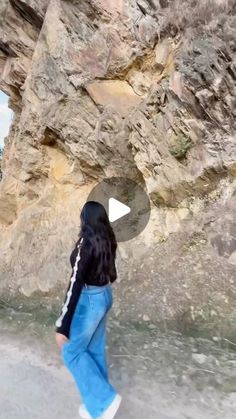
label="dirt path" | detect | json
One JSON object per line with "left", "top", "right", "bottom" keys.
{"left": 0, "top": 303, "right": 236, "bottom": 419}
{"left": 1, "top": 307, "right": 236, "bottom": 418}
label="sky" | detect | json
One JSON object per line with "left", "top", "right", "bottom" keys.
{"left": 0, "top": 90, "right": 13, "bottom": 149}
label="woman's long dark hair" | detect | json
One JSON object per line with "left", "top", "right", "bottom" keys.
{"left": 77, "top": 201, "right": 117, "bottom": 282}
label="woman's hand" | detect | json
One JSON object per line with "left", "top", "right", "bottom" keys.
{"left": 55, "top": 332, "right": 69, "bottom": 350}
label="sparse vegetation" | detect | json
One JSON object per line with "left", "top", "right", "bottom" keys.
{"left": 169, "top": 134, "right": 192, "bottom": 160}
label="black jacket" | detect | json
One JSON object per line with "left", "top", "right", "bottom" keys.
{"left": 55, "top": 236, "right": 117, "bottom": 338}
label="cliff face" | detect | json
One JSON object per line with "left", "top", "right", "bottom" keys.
{"left": 0, "top": 0, "right": 236, "bottom": 337}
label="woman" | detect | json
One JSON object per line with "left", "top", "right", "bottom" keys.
{"left": 55, "top": 201, "right": 122, "bottom": 419}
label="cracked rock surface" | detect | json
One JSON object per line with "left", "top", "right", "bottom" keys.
{"left": 0, "top": 0, "right": 236, "bottom": 338}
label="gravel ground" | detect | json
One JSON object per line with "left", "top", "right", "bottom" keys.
{"left": 1, "top": 303, "right": 236, "bottom": 419}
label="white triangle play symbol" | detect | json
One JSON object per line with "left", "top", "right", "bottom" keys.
{"left": 108, "top": 197, "right": 131, "bottom": 222}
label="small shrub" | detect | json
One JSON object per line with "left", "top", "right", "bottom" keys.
{"left": 169, "top": 134, "right": 192, "bottom": 160}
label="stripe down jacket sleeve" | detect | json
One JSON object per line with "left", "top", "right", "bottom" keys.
{"left": 54, "top": 237, "right": 92, "bottom": 339}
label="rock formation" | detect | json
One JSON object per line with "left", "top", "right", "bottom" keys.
{"left": 0, "top": 0, "right": 236, "bottom": 339}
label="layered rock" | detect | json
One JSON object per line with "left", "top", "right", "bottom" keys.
{"left": 0, "top": 0, "right": 236, "bottom": 338}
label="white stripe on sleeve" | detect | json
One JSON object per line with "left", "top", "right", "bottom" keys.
{"left": 55, "top": 238, "right": 83, "bottom": 328}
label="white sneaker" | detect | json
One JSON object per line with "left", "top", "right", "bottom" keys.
{"left": 99, "top": 394, "right": 122, "bottom": 419}
{"left": 78, "top": 404, "right": 92, "bottom": 419}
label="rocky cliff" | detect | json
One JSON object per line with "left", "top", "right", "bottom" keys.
{"left": 0, "top": 0, "right": 236, "bottom": 339}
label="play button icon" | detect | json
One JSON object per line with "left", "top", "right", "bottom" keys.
{"left": 87, "top": 177, "right": 151, "bottom": 242}
{"left": 108, "top": 198, "right": 131, "bottom": 222}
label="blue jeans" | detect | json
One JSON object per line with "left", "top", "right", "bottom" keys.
{"left": 61, "top": 284, "right": 117, "bottom": 419}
